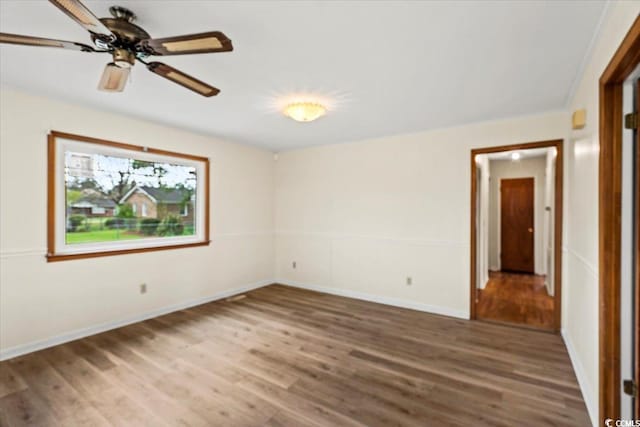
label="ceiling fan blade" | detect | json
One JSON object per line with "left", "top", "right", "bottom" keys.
{"left": 147, "top": 62, "right": 220, "bottom": 97}
{"left": 139, "top": 31, "right": 233, "bottom": 56}
{"left": 0, "top": 32, "right": 96, "bottom": 51}
{"left": 48, "top": 0, "right": 114, "bottom": 40}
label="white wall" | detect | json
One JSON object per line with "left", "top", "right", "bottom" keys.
{"left": 562, "top": 3, "right": 640, "bottom": 426}
{"left": 274, "top": 112, "right": 568, "bottom": 318}
{"left": 488, "top": 155, "right": 548, "bottom": 275}
{"left": 0, "top": 88, "right": 275, "bottom": 358}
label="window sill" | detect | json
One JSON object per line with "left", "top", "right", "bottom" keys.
{"left": 46, "top": 240, "right": 211, "bottom": 262}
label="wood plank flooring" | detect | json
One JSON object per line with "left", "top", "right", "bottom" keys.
{"left": 0, "top": 284, "right": 588, "bottom": 426}
{"left": 476, "top": 271, "right": 554, "bottom": 330}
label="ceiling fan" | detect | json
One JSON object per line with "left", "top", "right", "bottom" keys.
{"left": 0, "top": 0, "right": 233, "bottom": 97}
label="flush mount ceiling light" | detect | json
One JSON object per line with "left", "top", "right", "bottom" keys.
{"left": 511, "top": 152, "right": 521, "bottom": 161}
{"left": 283, "top": 102, "right": 327, "bottom": 122}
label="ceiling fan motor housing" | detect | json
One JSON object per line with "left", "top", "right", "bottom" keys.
{"left": 97, "top": 18, "right": 149, "bottom": 46}
{"left": 92, "top": 7, "right": 150, "bottom": 57}
{"left": 91, "top": 8, "right": 151, "bottom": 71}
{"left": 112, "top": 48, "right": 135, "bottom": 67}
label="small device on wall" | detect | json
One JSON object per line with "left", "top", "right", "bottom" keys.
{"left": 572, "top": 109, "right": 586, "bottom": 130}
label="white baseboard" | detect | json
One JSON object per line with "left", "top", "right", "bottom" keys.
{"left": 278, "top": 279, "right": 469, "bottom": 320}
{"left": 561, "top": 328, "right": 596, "bottom": 427}
{"left": 0, "top": 279, "right": 274, "bottom": 361}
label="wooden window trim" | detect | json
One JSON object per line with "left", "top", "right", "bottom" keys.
{"left": 469, "top": 139, "right": 564, "bottom": 332}
{"left": 47, "top": 130, "right": 210, "bottom": 262}
{"left": 599, "top": 15, "right": 640, "bottom": 424}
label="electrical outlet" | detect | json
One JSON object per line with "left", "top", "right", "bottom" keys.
{"left": 140, "top": 283, "right": 147, "bottom": 294}
{"left": 406, "top": 277, "right": 412, "bottom": 286}
{"left": 292, "top": 261, "right": 297, "bottom": 269}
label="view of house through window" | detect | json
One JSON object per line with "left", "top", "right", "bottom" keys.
{"left": 65, "top": 150, "right": 197, "bottom": 245}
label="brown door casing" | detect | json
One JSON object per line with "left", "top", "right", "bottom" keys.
{"left": 500, "top": 178, "right": 535, "bottom": 273}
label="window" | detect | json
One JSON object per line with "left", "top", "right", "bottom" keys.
{"left": 48, "top": 131, "right": 209, "bottom": 261}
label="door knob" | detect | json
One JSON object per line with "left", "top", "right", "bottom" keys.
{"left": 528, "top": 228, "right": 533, "bottom": 233}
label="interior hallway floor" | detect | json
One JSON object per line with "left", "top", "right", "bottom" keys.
{"left": 0, "top": 285, "right": 587, "bottom": 426}
{"left": 476, "top": 271, "right": 555, "bottom": 330}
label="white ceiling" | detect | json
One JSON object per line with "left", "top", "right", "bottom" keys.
{"left": 0, "top": 1, "right": 606, "bottom": 151}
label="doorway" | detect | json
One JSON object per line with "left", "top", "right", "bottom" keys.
{"left": 470, "top": 140, "right": 563, "bottom": 332}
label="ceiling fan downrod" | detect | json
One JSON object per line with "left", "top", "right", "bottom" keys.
{"left": 109, "top": 6, "right": 136, "bottom": 23}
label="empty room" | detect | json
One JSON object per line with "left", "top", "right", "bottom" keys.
{"left": 0, "top": 1, "right": 638, "bottom": 426}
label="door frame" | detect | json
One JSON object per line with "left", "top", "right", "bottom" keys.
{"left": 500, "top": 177, "right": 535, "bottom": 274}
{"left": 636, "top": 78, "right": 640, "bottom": 422}
{"left": 599, "top": 15, "right": 640, "bottom": 424}
{"left": 469, "top": 139, "right": 563, "bottom": 332}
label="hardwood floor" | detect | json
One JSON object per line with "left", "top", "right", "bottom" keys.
{"left": 0, "top": 285, "right": 588, "bottom": 426}
{"left": 476, "top": 271, "right": 555, "bottom": 330}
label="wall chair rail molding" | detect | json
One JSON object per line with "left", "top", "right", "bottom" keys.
{"left": 274, "top": 230, "right": 468, "bottom": 248}
{"left": 0, "top": 248, "right": 48, "bottom": 259}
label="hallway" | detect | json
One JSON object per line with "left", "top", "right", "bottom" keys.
{"left": 476, "top": 272, "right": 554, "bottom": 330}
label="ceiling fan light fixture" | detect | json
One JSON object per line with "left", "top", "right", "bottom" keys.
{"left": 98, "top": 63, "right": 129, "bottom": 92}
{"left": 283, "top": 102, "right": 327, "bottom": 122}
